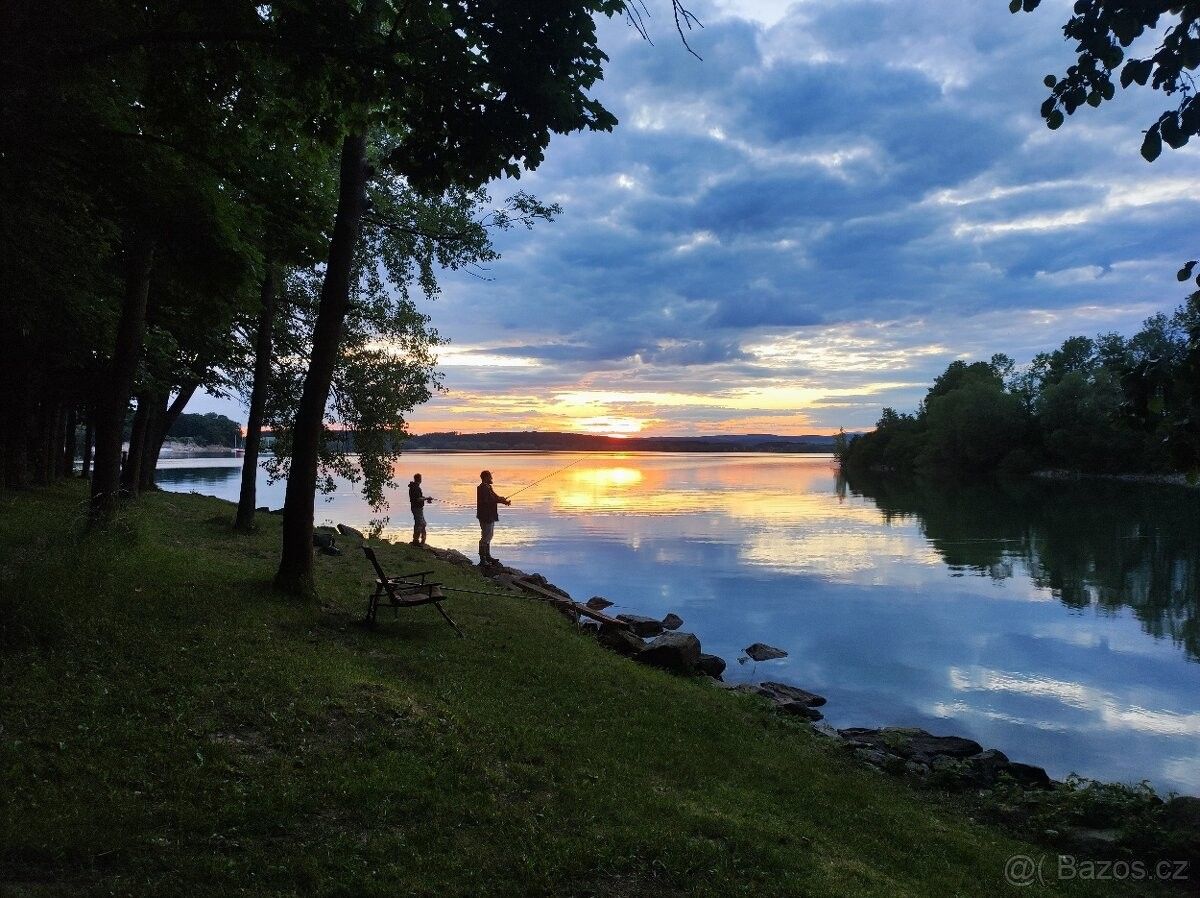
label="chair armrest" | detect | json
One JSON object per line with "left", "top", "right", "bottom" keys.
{"left": 392, "top": 569, "right": 434, "bottom": 583}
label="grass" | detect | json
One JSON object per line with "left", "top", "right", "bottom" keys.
{"left": 0, "top": 483, "right": 1172, "bottom": 896}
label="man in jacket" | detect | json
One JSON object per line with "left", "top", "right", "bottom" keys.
{"left": 476, "top": 470, "right": 511, "bottom": 564}
{"left": 408, "top": 473, "right": 434, "bottom": 545}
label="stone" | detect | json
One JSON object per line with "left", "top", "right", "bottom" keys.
{"left": 1163, "top": 795, "right": 1200, "bottom": 830}
{"left": 904, "top": 760, "right": 930, "bottom": 778}
{"left": 444, "top": 550, "right": 473, "bottom": 567}
{"left": 312, "top": 531, "right": 336, "bottom": 549}
{"left": 743, "top": 642, "right": 788, "bottom": 662}
{"left": 808, "top": 720, "right": 841, "bottom": 740}
{"left": 838, "top": 727, "right": 982, "bottom": 763}
{"left": 586, "top": 596, "right": 614, "bottom": 611}
{"left": 756, "top": 682, "right": 827, "bottom": 707}
{"left": 661, "top": 612, "right": 684, "bottom": 631}
{"left": 965, "top": 749, "right": 1011, "bottom": 786}
{"left": 597, "top": 625, "right": 645, "bottom": 658}
{"left": 854, "top": 748, "right": 891, "bottom": 769}
{"left": 337, "top": 523, "right": 367, "bottom": 542}
{"left": 636, "top": 632, "right": 702, "bottom": 673}
{"left": 578, "top": 621, "right": 600, "bottom": 635}
{"left": 695, "top": 653, "right": 727, "bottom": 679}
{"left": 775, "top": 700, "right": 823, "bottom": 721}
{"left": 1006, "top": 761, "right": 1052, "bottom": 790}
{"left": 615, "top": 614, "right": 665, "bottom": 638}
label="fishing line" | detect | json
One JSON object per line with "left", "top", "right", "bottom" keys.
{"left": 506, "top": 458, "right": 585, "bottom": 498}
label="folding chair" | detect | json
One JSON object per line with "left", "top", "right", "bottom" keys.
{"left": 361, "top": 546, "right": 463, "bottom": 637}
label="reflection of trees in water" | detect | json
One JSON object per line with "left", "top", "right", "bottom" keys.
{"left": 155, "top": 468, "right": 240, "bottom": 486}
{"left": 845, "top": 471, "right": 1200, "bottom": 661}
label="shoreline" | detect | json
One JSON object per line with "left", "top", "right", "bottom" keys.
{"left": 1032, "top": 469, "right": 1199, "bottom": 489}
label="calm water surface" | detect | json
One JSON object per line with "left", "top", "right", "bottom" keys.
{"left": 158, "top": 452, "right": 1200, "bottom": 794}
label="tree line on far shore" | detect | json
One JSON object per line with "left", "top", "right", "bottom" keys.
{"left": 840, "top": 301, "right": 1200, "bottom": 479}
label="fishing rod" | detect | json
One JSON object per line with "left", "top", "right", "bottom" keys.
{"left": 417, "top": 457, "right": 586, "bottom": 510}
{"left": 506, "top": 458, "right": 585, "bottom": 499}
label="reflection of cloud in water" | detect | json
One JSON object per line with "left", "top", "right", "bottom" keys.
{"left": 949, "top": 667, "right": 1200, "bottom": 737}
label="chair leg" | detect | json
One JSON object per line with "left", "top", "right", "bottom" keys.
{"left": 434, "top": 602, "right": 464, "bottom": 638}
{"left": 365, "top": 587, "right": 380, "bottom": 627}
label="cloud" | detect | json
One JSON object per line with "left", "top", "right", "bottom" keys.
{"left": 180, "top": 0, "right": 1200, "bottom": 435}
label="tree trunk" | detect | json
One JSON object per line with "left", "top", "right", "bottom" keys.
{"left": 62, "top": 406, "right": 77, "bottom": 478}
{"left": 90, "top": 232, "right": 155, "bottom": 522}
{"left": 139, "top": 380, "right": 198, "bottom": 492}
{"left": 235, "top": 263, "right": 277, "bottom": 531}
{"left": 274, "top": 133, "right": 368, "bottom": 596}
{"left": 120, "top": 391, "right": 152, "bottom": 499}
{"left": 2, "top": 327, "right": 37, "bottom": 490}
{"left": 49, "top": 403, "right": 66, "bottom": 482}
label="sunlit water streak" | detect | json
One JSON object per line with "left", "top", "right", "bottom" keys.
{"left": 157, "top": 452, "right": 1200, "bottom": 794}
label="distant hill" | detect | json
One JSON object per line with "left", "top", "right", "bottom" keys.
{"left": 402, "top": 431, "right": 850, "bottom": 453}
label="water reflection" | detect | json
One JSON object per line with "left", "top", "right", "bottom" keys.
{"left": 845, "top": 471, "right": 1200, "bottom": 662}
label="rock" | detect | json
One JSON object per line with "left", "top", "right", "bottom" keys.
{"left": 661, "top": 612, "right": 684, "bottom": 631}
{"left": 808, "top": 720, "right": 841, "bottom": 740}
{"left": 616, "top": 614, "right": 665, "bottom": 638}
{"left": 319, "top": 545, "right": 342, "bottom": 557}
{"left": 1065, "top": 827, "right": 1123, "bottom": 854}
{"left": 337, "top": 523, "right": 367, "bottom": 542}
{"left": 597, "top": 625, "right": 645, "bottom": 658}
{"left": 586, "top": 596, "right": 614, "bottom": 611}
{"left": 904, "top": 760, "right": 931, "bottom": 779}
{"left": 838, "top": 727, "right": 982, "bottom": 763}
{"left": 1163, "top": 795, "right": 1200, "bottom": 830}
{"left": 775, "top": 700, "right": 823, "bottom": 721}
{"left": 756, "top": 682, "right": 827, "bottom": 707}
{"left": 743, "top": 642, "right": 788, "bottom": 662}
{"left": 964, "top": 748, "right": 1011, "bottom": 786}
{"left": 636, "top": 632, "right": 702, "bottom": 674}
{"left": 578, "top": 621, "right": 600, "bottom": 635}
{"left": 1006, "top": 761, "right": 1052, "bottom": 790}
{"left": 854, "top": 748, "right": 892, "bottom": 769}
{"left": 444, "top": 550, "right": 473, "bottom": 567}
{"left": 695, "top": 653, "right": 727, "bottom": 679}
{"left": 312, "top": 531, "right": 336, "bottom": 549}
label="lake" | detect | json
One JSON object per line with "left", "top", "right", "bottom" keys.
{"left": 157, "top": 452, "right": 1200, "bottom": 794}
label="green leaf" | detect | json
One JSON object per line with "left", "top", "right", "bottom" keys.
{"left": 1009, "top": 0, "right": 1022, "bottom": 12}
{"left": 1141, "top": 127, "right": 1162, "bottom": 162}
{"left": 1046, "top": 109, "right": 1065, "bottom": 130}
{"left": 1044, "top": 74, "right": 1057, "bottom": 88}
{"left": 1176, "top": 261, "right": 1197, "bottom": 282}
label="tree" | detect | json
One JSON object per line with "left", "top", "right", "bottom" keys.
{"left": 269, "top": 1, "right": 644, "bottom": 597}
{"left": 1012, "top": 2, "right": 1200, "bottom": 162}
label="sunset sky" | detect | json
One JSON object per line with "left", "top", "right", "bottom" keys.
{"left": 192, "top": 0, "right": 1200, "bottom": 436}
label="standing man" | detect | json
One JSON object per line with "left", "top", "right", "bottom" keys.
{"left": 476, "top": 469, "right": 511, "bottom": 565}
{"left": 408, "top": 473, "right": 434, "bottom": 545}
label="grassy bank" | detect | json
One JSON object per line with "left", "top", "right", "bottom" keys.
{"left": 0, "top": 484, "right": 1164, "bottom": 896}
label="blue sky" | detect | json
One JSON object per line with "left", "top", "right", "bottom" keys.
{"left": 191, "top": 0, "right": 1200, "bottom": 435}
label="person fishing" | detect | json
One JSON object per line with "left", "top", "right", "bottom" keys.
{"left": 476, "top": 469, "right": 511, "bottom": 565}
{"left": 407, "top": 473, "right": 434, "bottom": 546}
